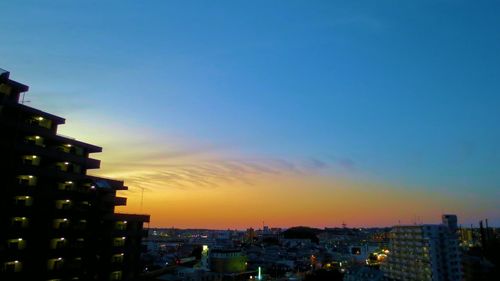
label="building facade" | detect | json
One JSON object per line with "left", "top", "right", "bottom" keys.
{"left": 381, "top": 215, "right": 462, "bottom": 281}
{"left": 0, "top": 69, "right": 150, "bottom": 281}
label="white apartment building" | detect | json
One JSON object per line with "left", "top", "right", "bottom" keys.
{"left": 381, "top": 215, "right": 462, "bottom": 281}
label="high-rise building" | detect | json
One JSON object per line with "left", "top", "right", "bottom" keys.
{"left": 0, "top": 69, "right": 150, "bottom": 281}
{"left": 381, "top": 214, "right": 462, "bottom": 281}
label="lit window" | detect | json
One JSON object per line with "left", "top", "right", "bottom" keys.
{"left": 7, "top": 238, "right": 26, "bottom": 250}
{"left": 32, "top": 116, "right": 52, "bottom": 129}
{"left": 11, "top": 217, "right": 29, "bottom": 228}
{"left": 47, "top": 258, "right": 64, "bottom": 271}
{"left": 3, "top": 260, "right": 22, "bottom": 272}
{"left": 25, "top": 135, "right": 44, "bottom": 146}
{"left": 14, "top": 196, "right": 33, "bottom": 207}
{"left": 59, "top": 144, "right": 72, "bottom": 153}
{"left": 111, "top": 253, "right": 124, "bottom": 263}
{"left": 21, "top": 155, "right": 40, "bottom": 166}
{"left": 58, "top": 181, "right": 74, "bottom": 190}
{"left": 113, "top": 237, "right": 126, "bottom": 247}
{"left": 55, "top": 162, "right": 70, "bottom": 172}
{"left": 50, "top": 238, "right": 66, "bottom": 249}
{"left": 55, "top": 200, "right": 72, "bottom": 210}
{"left": 115, "top": 221, "right": 128, "bottom": 230}
{"left": 17, "top": 175, "right": 37, "bottom": 186}
{"left": 53, "top": 218, "right": 69, "bottom": 229}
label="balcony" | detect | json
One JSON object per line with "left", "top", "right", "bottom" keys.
{"left": 114, "top": 197, "right": 127, "bottom": 206}
{"left": 15, "top": 142, "right": 101, "bottom": 169}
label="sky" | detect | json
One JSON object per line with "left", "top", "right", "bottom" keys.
{"left": 1, "top": 1, "right": 499, "bottom": 229}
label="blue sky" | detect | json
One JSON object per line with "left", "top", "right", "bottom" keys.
{"left": 1, "top": 1, "right": 499, "bottom": 226}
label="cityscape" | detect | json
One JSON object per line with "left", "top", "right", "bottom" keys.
{"left": 1, "top": 1, "right": 500, "bottom": 281}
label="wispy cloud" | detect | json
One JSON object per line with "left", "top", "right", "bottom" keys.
{"left": 90, "top": 139, "right": 331, "bottom": 193}
{"left": 337, "top": 158, "right": 356, "bottom": 170}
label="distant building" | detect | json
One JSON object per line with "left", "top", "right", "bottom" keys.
{"left": 209, "top": 249, "right": 247, "bottom": 274}
{"left": 0, "top": 69, "right": 150, "bottom": 280}
{"left": 245, "top": 228, "right": 256, "bottom": 243}
{"left": 381, "top": 214, "right": 462, "bottom": 281}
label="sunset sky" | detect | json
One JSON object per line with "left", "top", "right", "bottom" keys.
{"left": 1, "top": 1, "right": 499, "bottom": 228}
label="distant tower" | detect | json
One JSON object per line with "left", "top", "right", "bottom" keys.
{"left": 442, "top": 214, "right": 458, "bottom": 232}
{"left": 479, "top": 220, "right": 486, "bottom": 247}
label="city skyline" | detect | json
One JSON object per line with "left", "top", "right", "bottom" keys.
{"left": 1, "top": 1, "right": 499, "bottom": 229}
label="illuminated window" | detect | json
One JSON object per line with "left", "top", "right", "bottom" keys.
{"left": 115, "top": 221, "right": 127, "bottom": 230}
{"left": 58, "top": 181, "right": 74, "bottom": 191}
{"left": 113, "top": 237, "right": 126, "bottom": 247}
{"left": 22, "top": 155, "right": 40, "bottom": 166}
{"left": 55, "top": 162, "right": 70, "bottom": 172}
{"left": 53, "top": 218, "right": 69, "bottom": 229}
{"left": 17, "top": 175, "right": 37, "bottom": 186}
{"left": 55, "top": 199, "right": 72, "bottom": 210}
{"left": 7, "top": 238, "right": 26, "bottom": 250}
{"left": 25, "top": 135, "right": 44, "bottom": 146}
{"left": 47, "top": 258, "right": 64, "bottom": 271}
{"left": 111, "top": 253, "right": 124, "bottom": 264}
{"left": 50, "top": 238, "right": 66, "bottom": 249}
{"left": 110, "top": 271, "right": 122, "bottom": 280}
{"left": 11, "top": 217, "right": 29, "bottom": 228}
{"left": 59, "top": 143, "right": 72, "bottom": 153}
{"left": 14, "top": 196, "right": 33, "bottom": 207}
{"left": 31, "top": 116, "right": 52, "bottom": 129}
{"left": 55, "top": 162, "right": 81, "bottom": 173}
{"left": 3, "top": 260, "right": 22, "bottom": 272}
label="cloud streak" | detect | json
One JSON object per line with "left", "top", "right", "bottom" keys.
{"left": 90, "top": 140, "right": 331, "bottom": 193}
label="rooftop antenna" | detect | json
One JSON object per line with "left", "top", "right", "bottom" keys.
{"left": 342, "top": 221, "right": 347, "bottom": 228}
{"left": 138, "top": 185, "right": 145, "bottom": 213}
{"left": 20, "top": 92, "right": 30, "bottom": 104}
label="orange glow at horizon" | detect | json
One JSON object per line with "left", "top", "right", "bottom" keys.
{"left": 58, "top": 115, "right": 496, "bottom": 229}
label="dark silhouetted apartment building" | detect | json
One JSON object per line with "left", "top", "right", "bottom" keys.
{"left": 0, "top": 69, "right": 150, "bottom": 281}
